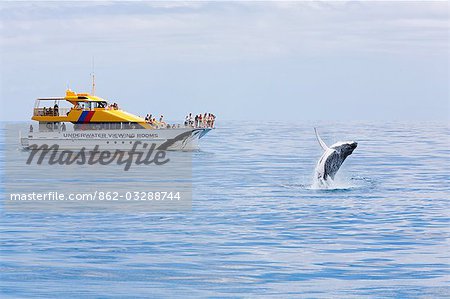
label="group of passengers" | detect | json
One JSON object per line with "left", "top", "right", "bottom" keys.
{"left": 185, "top": 113, "right": 216, "bottom": 128}
{"left": 144, "top": 114, "right": 170, "bottom": 128}
{"left": 29, "top": 122, "right": 66, "bottom": 133}
{"left": 41, "top": 104, "right": 59, "bottom": 116}
{"left": 144, "top": 112, "right": 216, "bottom": 129}
{"left": 107, "top": 103, "right": 119, "bottom": 110}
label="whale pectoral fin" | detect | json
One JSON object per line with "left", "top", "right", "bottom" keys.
{"left": 314, "top": 128, "right": 329, "bottom": 151}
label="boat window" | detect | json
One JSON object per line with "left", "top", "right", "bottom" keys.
{"left": 85, "top": 101, "right": 107, "bottom": 109}
{"left": 77, "top": 102, "right": 94, "bottom": 110}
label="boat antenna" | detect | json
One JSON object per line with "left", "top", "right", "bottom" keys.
{"left": 91, "top": 56, "right": 95, "bottom": 95}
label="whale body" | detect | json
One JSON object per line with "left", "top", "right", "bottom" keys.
{"left": 314, "top": 128, "right": 357, "bottom": 184}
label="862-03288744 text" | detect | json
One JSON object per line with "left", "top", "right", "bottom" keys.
{"left": 9, "top": 191, "right": 182, "bottom": 201}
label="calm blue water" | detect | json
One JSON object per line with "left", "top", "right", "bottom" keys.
{"left": 1, "top": 121, "right": 449, "bottom": 298}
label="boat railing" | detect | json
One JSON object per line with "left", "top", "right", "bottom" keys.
{"left": 33, "top": 107, "right": 71, "bottom": 117}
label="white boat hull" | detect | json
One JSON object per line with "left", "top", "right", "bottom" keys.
{"left": 21, "top": 128, "right": 212, "bottom": 151}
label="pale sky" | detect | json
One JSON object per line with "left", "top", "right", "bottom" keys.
{"left": 0, "top": 1, "right": 448, "bottom": 122}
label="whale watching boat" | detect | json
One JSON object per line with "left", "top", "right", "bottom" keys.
{"left": 20, "top": 89, "right": 213, "bottom": 150}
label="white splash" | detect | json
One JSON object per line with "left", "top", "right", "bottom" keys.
{"left": 310, "top": 175, "right": 359, "bottom": 190}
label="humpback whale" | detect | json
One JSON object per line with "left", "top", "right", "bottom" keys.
{"left": 314, "top": 128, "right": 357, "bottom": 184}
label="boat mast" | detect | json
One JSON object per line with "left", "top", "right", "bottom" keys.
{"left": 91, "top": 57, "right": 95, "bottom": 95}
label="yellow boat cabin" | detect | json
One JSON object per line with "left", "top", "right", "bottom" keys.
{"left": 32, "top": 89, "right": 152, "bottom": 130}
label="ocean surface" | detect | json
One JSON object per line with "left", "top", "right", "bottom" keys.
{"left": 1, "top": 121, "right": 449, "bottom": 298}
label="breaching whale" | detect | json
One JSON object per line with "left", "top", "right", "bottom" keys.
{"left": 314, "top": 128, "right": 357, "bottom": 184}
